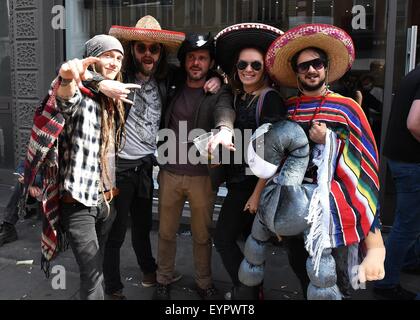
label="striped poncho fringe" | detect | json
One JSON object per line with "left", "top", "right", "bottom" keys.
{"left": 287, "top": 93, "right": 380, "bottom": 248}
{"left": 19, "top": 79, "right": 66, "bottom": 277}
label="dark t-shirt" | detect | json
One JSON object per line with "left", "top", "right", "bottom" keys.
{"left": 165, "top": 85, "right": 208, "bottom": 176}
{"left": 383, "top": 67, "right": 420, "bottom": 163}
{"left": 226, "top": 90, "right": 287, "bottom": 186}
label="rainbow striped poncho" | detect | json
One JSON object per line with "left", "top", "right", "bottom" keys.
{"left": 287, "top": 92, "right": 380, "bottom": 248}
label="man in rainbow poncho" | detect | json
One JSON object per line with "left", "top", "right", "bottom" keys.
{"left": 239, "top": 24, "right": 385, "bottom": 300}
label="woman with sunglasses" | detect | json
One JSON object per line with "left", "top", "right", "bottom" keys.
{"left": 213, "top": 23, "right": 285, "bottom": 299}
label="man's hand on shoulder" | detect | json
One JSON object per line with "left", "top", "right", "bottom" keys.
{"left": 204, "top": 77, "right": 221, "bottom": 94}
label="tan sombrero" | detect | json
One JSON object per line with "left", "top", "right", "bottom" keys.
{"left": 109, "top": 15, "right": 185, "bottom": 52}
{"left": 266, "top": 24, "right": 355, "bottom": 88}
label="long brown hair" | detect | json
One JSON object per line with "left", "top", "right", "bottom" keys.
{"left": 97, "top": 71, "right": 126, "bottom": 197}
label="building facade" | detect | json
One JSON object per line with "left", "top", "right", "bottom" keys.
{"left": 2, "top": 0, "right": 420, "bottom": 224}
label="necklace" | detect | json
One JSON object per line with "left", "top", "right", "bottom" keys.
{"left": 292, "top": 91, "right": 330, "bottom": 123}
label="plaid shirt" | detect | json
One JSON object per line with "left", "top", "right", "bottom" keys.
{"left": 56, "top": 86, "right": 102, "bottom": 207}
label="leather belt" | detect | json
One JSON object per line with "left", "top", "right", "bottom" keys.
{"left": 61, "top": 188, "right": 120, "bottom": 204}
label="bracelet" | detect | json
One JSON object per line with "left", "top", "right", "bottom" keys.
{"left": 58, "top": 76, "right": 73, "bottom": 86}
{"left": 220, "top": 126, "right": 233, "bottom": 133}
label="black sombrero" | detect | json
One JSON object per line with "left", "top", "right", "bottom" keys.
{"left": 214, "top": 23, "right": 284, "bottom": 75}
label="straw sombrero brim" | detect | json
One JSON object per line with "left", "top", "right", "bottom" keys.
{"left": 266, "top": 24, "right": 355, "bottom": 88}
{"left": 215, "top": 23, "right": 284, "bottom": 75}
{"left": 109, "top": 25, "right": 185, "bottom": 52}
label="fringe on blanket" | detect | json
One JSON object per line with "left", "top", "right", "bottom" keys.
{"left": 305, "top": 130, "right": 338, "bottom": 276}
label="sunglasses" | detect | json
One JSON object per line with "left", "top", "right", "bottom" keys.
{"left": 135, "top": 43, "right": 161, "bottom": 55}
{"left": 236, "top": 60, "right": 263, "bottom": 71}
{"left": 296, "top": 58, "right": 326, "bottom": 74}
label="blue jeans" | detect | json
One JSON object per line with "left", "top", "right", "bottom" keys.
{"left": 403, "top": 236, "right": 420, "bottom": 269}
{"left": 375, "top": 160, "right": 420, "bottom": 288}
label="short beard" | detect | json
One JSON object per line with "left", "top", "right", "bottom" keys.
{"left": 137, "top": 62, "right": 157, "bottom": 77}
{"left": 298, "top": 77, "right": 326, "bottom": 92}
{"left": 187, "top": 70, "right": 206, "bottom": 82}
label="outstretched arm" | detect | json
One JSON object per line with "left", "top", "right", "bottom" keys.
{"left": 57, "top": 57, "right": 101, "bottom": 100}
{"left": 98, "top": 80, "right": 141, "bottom": 105}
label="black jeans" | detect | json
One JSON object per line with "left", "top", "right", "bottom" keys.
{"left": 3, "top": 181, "right": 23, "bottom": 225}
{"left": 61, "top": 199, "right": 116, "bottom": 300}
{"left": 214, "top": 180, "right": 256, "bottom": 286}
{"left": 103, "top": 162, "right": 157, "bottom": 294}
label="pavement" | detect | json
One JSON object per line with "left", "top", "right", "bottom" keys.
{"left": 0, "top": 168, "right": 419, "bottom": 301}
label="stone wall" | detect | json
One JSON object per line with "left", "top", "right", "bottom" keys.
{"left": 9, "top": 0, "right": 64, "bottom": 165}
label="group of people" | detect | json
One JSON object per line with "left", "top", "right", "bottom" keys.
{"left": 0, "top": 15, "right": 419, "bottom": 300}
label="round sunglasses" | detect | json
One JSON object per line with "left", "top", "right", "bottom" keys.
{"left": 135, "top": 43, "right": 161, "bottom": 55}
{"left": 236, "top": 60, "right": 263, "bottom": 71}
{"left": 296, "top": 58, "right": 326, "bottom": 74}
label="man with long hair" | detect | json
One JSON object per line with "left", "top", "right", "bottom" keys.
{"left": 54, "top": 34, "right": 138, "bottom": 299}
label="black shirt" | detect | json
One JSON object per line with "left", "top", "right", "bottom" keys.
{"left": 383, "top": 67, "right": 420, "bottom": 163}
{"left": 226, "top": 90, "right": 287, "bottom": 186}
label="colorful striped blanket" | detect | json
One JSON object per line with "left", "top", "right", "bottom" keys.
{"left": 287, "top": 92, "right": 380, "bottom": 248}
{"left": 19, "top": 79, "right": 66, "bottom": 277}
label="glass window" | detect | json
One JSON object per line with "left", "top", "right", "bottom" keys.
{"left": 65, "top": 0, "right": 388, "bottom": 146}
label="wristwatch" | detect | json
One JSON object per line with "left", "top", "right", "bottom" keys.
{"left": 57, "top": 75, "right": 73, "bottom": 86}
{"left": 83, "top": 72, "right": 106, "bottom": 93}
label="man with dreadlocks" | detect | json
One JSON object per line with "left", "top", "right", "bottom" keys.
{"left": 49, "top": 34, "right": 139, "bottom": 300}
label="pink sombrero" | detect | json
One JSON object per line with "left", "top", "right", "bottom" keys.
{"left": 215, "top": 23, "right": 284, "bottom": 75}
{"left": 109, "top": 15, "right": 185, "bottom": 52}
{"left": 266, "top": 24, "right": 355, "bottom": 88}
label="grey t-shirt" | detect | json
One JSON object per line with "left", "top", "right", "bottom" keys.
{"left": 119, "top": 78, "right": 162, "bottom": 160}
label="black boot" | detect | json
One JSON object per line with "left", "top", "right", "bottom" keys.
{"left": 0, "top": 223, "right": 18, "bottom": 247}
{"left": 231, "top": 284, "right": 260, "bottom": 300}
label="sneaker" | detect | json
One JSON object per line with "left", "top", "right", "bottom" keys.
{"left": 0, "top": 223, "right": 18, "bottom": 247}
{"left": 141, "top": 272, "right": 157, "bottom": 288}
{"left": 153, "top": 283, "right": 170, "bottom": 300}
{"left": 196, "top": 285, "right": 220, "bottom": 300}
{"left": 374, "top": 285, "right": 417, "bottom": 300}
{"left": 105, "top": 289, "right": 127, "bottom": 300}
